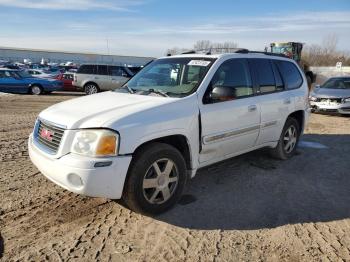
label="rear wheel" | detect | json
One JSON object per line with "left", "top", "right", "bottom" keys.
{"left": 270, "top": 117, "right": 300, "bottom": 160}
{"left": 84, "top": 83, "right": 99, "bottom": 95}
{"left": 123, "top": 143, "right": 187, "bottom": 215}
{"left": 30, "top": 85, "right": 42, "bottom": 95}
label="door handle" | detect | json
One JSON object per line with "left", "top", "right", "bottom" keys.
{"left": 248, "top": 105, "right": 257, "bottom": 112}
{"left": 94, "top": 77, "right": 99, "bottom": 80}
{"left": 283, "top": 98, "right": 291, "bottom": 104}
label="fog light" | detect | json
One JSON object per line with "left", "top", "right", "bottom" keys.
{"left": 67, "top": 173, "right": 83, "bottom": 188}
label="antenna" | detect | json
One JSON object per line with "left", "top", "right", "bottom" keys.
{"left": 106, "top": 38, "right": 110, "bottom": 56}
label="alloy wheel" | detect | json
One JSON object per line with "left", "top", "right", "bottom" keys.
{"left": 31, "top": 86, "right": 41, "bottom": 95}
{"left": 86, "top": 85, "right": 98, "bottom": 95}
{"left": 142, "top": 158, "right": 179, "bottom": 204}
{"left": 283, "top": 125, "right": 297, "bottom": 153}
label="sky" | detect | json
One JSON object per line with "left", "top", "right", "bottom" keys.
{"left": 0, "top": 0, "right": 349, "bottom": 57}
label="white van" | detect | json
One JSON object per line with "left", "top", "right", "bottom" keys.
{"left": 29, "top": 50, "right": 309, "bottom": 214}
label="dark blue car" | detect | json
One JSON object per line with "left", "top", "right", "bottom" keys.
{"left": 0, "top": 69, "right": 63, "bottom": 95}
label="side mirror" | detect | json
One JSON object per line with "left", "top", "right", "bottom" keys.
{"left": 315, "top": 84, "right": 321, "bottom": 89}
{"left": 122, "top": 72, "right": 129, "bottom": 77}
{"left": 209, "top": 85, "right": 236, "bottom": 102}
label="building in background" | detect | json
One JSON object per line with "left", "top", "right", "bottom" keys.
{"left": 0, "top": 46, "right": 154, "bottom": 66}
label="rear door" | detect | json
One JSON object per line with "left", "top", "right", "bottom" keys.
{"left": 95, "top": 65, "right": 111, "bottom": 91}
{"left": 249, "top": 59, "right": 294, "bottom": 145}
{"left": 198, "top": 58, "right": 261, "bottom": 163}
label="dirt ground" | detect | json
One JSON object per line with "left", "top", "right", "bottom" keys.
{"left": 0, "top": 93, "right": 350, "bottom": 262}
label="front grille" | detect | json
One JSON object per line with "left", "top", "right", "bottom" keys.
{"left": 35, "top": 120, "right": 65, "bottom": 153}
{"left": 315, "top": 98, "right": 342, "bottom": 103}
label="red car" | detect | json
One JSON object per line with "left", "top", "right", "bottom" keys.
{"left": 55, "top": 73, "right": 77, "bottom": 91}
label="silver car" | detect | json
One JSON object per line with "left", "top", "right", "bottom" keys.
{"left": 73, "top": 64, "right": 134, "bottom": 95}
{"left": 310, "top": 77, "right": 350, "bottom": 114}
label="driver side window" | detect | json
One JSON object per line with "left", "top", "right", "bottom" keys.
{"left": 209, "top": 59, "right": 253, "bottom": 103}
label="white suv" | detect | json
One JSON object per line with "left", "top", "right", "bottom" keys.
{"left": 29, "top": 51, "right": 309, "bottom": 214}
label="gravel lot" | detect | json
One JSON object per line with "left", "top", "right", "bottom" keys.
{"left": 1, "top": 93, "right": 350, "bottom": 261}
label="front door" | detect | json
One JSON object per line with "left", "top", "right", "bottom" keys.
{"left": 0, "top": 71, "right": 27, "bottom": 93}
{"left": 198, "top": 58, "right": 261, "bottom": 163}
{"left": 109, "top": 66, "right": 130, "bottom": 88}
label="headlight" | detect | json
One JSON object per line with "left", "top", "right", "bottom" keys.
{"left": 71, "top": 129, "right": 119, "bottom": 157}
{"left": 342, "top": 97, "right": 350, "bottom": 103}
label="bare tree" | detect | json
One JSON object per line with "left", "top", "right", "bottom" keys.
{"left": 302, "top": 34, "right": 350, "bottom": 66}
{"left": 193, "top": 40, "right": 212, "bottom": 51}
{"left": 165, "top": 40, "right": 239, "bottom": 56}
{"left": 165, "top": 47, "right": 188, "bottom": 56}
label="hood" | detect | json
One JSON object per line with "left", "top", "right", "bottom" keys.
{"left": 311, "top": 88, "right": 350, "bottom": 99}
{"left": 39, "top": 91, "right": 176, "bottom": 129}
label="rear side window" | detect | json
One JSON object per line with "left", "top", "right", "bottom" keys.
{"left": 211, "top": 58, "right": 253, "bottom": 99}
{"left": 77, "top": 65, "right": 96, "bottom": 74}
{"left": 271, "top": 61, "right": 284, "bottom": 91}
{"left": 97, "top": 65, "right": 108, "bottom": 75}
{"left": 250, "top": 59, "right": 276, "bottom": 94}
{"left": 276, "top": 61, "right": 303, "bottom": 89}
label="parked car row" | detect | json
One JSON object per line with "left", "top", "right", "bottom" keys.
{"left": 0, "top": 58, "right": 146, "bottom": 95}
{"left": 0, "top": 68, "right": 63, "bottom": 95}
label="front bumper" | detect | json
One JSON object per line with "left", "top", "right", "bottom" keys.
{"left": 28, "top": 134, "right": 132, "bottom": 199}
{"left": 310, "top": 101, "right": 350, "bottom": 114}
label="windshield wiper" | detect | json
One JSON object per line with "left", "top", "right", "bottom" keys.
{"left": 124, "top": 85, "right": 135, "bottom": 94}
{"left": 146, "top": 88, "right": 169, "bottom": 97}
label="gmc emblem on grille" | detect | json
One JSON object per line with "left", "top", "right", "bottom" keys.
{"left": 40, "top": 128, "right": 54, "bottom": 141}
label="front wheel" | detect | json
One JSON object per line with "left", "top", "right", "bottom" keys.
{"left": 30, "top": 85, "right": 42, "bottom": 95}
{"left": 123, "top": 143, "right": 187, "bottom": 215}
{"left": 270, "top": 117, "right": 300, "bottom": 160}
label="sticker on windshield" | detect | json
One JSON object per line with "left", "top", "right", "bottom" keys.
{"left": 188, "top": 60, "right": 211, "bottom": 67}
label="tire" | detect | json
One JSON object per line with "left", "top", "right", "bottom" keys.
{"left": 84, "top": 83, "right": 99, "bottom": 95}
{"left": 30, "top": 85, "right": 42, "bottom": 95}
{"left": 123, "top": 142, "right": 187, "bottom": 215}
{"left": 270, "top": 117, "right": 300, "bottom": 160}
{"left": 306, "top": 75, "right": 312, "bottom": 90}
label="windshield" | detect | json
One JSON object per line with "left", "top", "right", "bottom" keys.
{"left": 118, "top": 57, "right": 215, "bottom": 97}
{"left": 271, "top": 45, "right": 295, "bottom": 59}
{"left": 321, "top": 78, "right": 350, "bottom": 89}
{"left": 16, "top": 70, "right": 32, "bottom": 78}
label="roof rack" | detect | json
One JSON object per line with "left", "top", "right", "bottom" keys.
{"left": 247, "top": 51, "right": 288, "bottom": 58}
{"left": 169, "top": 48, "right": 289, "bottom": 58}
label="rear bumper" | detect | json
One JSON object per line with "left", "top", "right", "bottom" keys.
{"left": 28, "top": 134, "right": 132, "bottom": 199}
